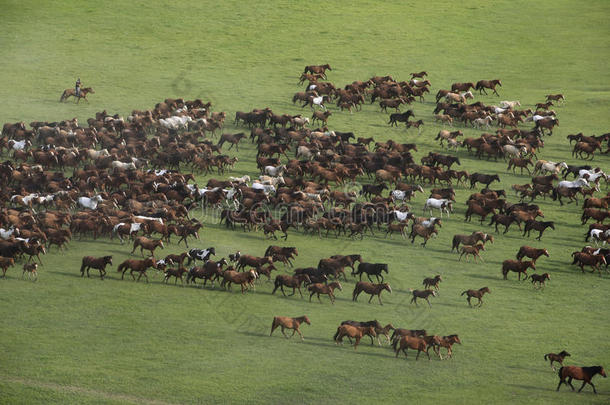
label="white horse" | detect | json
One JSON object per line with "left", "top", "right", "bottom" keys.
{"left": 558, "top": 178, "right": 590, "bottom": 189}
{"left": 423, "top": 198, "right": 453, "bottom": 218}
{"left": 229, "top": 175, "right": 251, "bottom": 184}
{"left": 393, "top": 210, "right": 412, "bottom": 222}
{"left": 159, "top": 115, "right": 192, "bottom": 130}
{"left": 9, "top": 140, "right": 30, "bottom": 150}
{"left": 77, "top": 195, "right": 104, "bottom": 210}
{"left": 461, "top": 91, "right": 474, "bottom": 100}
{"left": 526, "top": 114, "right": 548, "bottom": 122}
{"left": 473, "top": 116, "right": 494, "bottom": 129}
{"left": 264, "top": 165, "right": 286, "bottom": 177}
{"left": 420, "top": 217, "right": 439, "bottom": 228}
{"left": 579, "top": 169, "right": 607, "bottom": 182}
{"left": 296, "top": 145, "right": 318, "bottom": 160}
{"left": 251, "top": 182, "right": 276, "bottom": 194}
{"left": 292, "top": 116, "right": 310, "bottom": 128}
{"left": 503, "top": 144, "right": 527, "bottom": 158}
{"left": 87, "top": 148, "right": 109, "bottom": 159}
{"left": 256, "top": 175, "right": 285, "bottom": 186}
{"left": 111, "top": 161, "right": 137, "bottom": 172}
{"left": 134, "top": 216, "right": 164, "bottom": 224}
{"left": 391, "top": 190, "right": 408, "bottom": 202}
{"left": 493, "top": 106, "right": 509, "bottom": 115}
{"left": 500, "top": 100, "right": 521, "bottom": 109}
{"left": 0, "top": 227, "right": 19, "bottom": 239}
{"left": 535, "top": 160, "right": 568, "bottom": 175}
{"left": 310, "top": 95, "right": 328, "bottom": 111}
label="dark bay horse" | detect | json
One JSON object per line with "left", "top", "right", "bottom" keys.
{"left": 461, "top": 287, "right": 490, "bottom": 306}
{"left": 80, "top": 255, "right": 112, "bottom": 279}
{"left": 557, "top": 366, "right": 606, "bottom": 394}
{"left": 59, "top": 87, "right": 94, "bottom": 103}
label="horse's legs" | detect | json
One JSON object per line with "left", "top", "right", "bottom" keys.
{"left": 368, "top": 294, "right": 374, "bottom": 303}
{"left": 556, "top": 378, "right": 564, "bottom": 391}
{"left": 280, "top": 326, "right": 289, "bottom": 338}
{"left": 467, "top": 297, "right": 472, "bottom": 307}
{"left": 426, "top": 298, "right": 432, "bottom": 308}
{"left": 378, "top": 294, "right": 383, "bottom": 305}
{"left": 578, "top": 381, "right": 588, "bottom": 393}
{"left": 296, "top": 328, "right": 304, "bottom": 341}
{"left": 567, "top": 377, "right": 575, "bottom": 391}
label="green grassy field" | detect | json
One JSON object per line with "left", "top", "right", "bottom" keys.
{"left": 1, "top": 1, "right": 610, "bottom": 404}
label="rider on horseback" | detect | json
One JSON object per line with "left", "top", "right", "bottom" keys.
{"left": 75, "top": 78, "right": 81, "bottom": 98}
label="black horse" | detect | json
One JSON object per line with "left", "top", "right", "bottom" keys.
{"left": 352, "top": 262, "right": 388, "bottom": 282}
{"left": 187, "top": 247, "right": 216, "bottom": 265}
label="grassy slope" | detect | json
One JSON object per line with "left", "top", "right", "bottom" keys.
{"left": 1, "top": 0, "right": 610, "bottom": 404}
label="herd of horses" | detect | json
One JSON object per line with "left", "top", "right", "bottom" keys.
{"left": 0, "top": 63, "right": 607, "bottom": 393}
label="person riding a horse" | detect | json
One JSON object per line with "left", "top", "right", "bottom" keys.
{"left": 75, "top": 78, "right": 81, "bottom": 98}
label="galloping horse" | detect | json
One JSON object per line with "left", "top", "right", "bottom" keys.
{"left": 545, "top": 351, "right": 570, "bottom": 371}
{"left": 59, "top": 87, "right": 94, "bottom": 103}
{"left": 80, "top": 255, "right": 112, "bottom": 279}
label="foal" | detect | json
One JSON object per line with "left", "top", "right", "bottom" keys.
{"left": 22, "top": 263, "right": 38, "bottom": 281}
{"left": 308, "top": 281, "right": 342, "bottom": 304}
{"left": 461, "top": 287, "right": 491, "bottom": 307}
{"left": 530, "top": 273, "right": 551, "bottom": 288}
{"left": 544, "top": 350, "right": 570, "bottom": 371}
{"left": 409, "top": 289, "right": 437, "bottom": 307}
{"left": 422, "top": 275, "right": 442, "bottom": 290}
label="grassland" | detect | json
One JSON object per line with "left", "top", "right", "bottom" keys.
{"left": 1, "top": 0, "right": 610, "bottom": 404}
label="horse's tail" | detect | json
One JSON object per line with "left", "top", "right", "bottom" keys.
{"left": 59, "top": 91, "right": 67, "bottom": 102}
{"left": 333, "top": 327, "right": 340, "bottom": 342}
{"left": 117, "top": 262, "right": 126, "bottom": 272}
{"left": 460, "top": 290, "right": 468, "bottom": 296}
{"left": 544, "top": 353, "right": 549, "bottom": 361}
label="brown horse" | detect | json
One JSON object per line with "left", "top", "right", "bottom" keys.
{"left": 516, "top": 246, "right": 549, "bottom": 264}
{"left": 571, "top": 252, "right": 607, "bottom": 275}
{"left": 409, "top": 289, "right": 437, "bottom": 307}
{"left": 423, "top": 275, "right": 442, "bottom": 290}
{"left": 461, "top": 287, "right": 491, "bottom": 306}
{"left": 272, "top": 274, "right": 311, "bottom": 297}
{"left": 308, "top": 281, "right": 342, "bottom": 304}
{"left": 530, "top": 273, "right": 551, "bottom": 288}
{"left": 459, "top": 244, "right": 485, "bottom": 262}
{"left": 334, "top": 324, "right": 376, "bottom": 350}
{"left": 451, "top": 231, "right": 494, "bottom": 251}
{"left": 394, "top": 335, "right": 430, "bottom": 360}
{"left": 523, "top": 220, "right": 555, "bottom": 240}
{"left": 131, "top": 236, "right": 164, "bottom": 257}
{"left": 163, "top": 266, "right": 189, "bottom": 284}
{"left": 556, "top": 366, "right": 606, "bottom": 394}
{"left": 409, "top": 224, "right": 438, "bottom": 247}
{"left": 303, "top": 64, "right": 332, "bottom": 78}
{"left": 80, "top": 255, "right": 112, "bottom": 279}
{"left": 545, "top": 351, "right": 570, "bottom": 371}
{"left": 117, "top": 257, "right": 157, "bottom": 282}
{"left": 270, "top": 315, "right": 310, "bottom": 340}
{"left": 475, "top": 79, "right": 502, "bottom": 96}
{"left": 220, "top": 269, "right": 258, "bottom": 293}
{"left": 352, "top": 282, "right": 392, "bottom": 305}
{"left": 22, "top": 263, "right": 38, "bottom": 281}
{"left": 502, "top": 260, "right": 536, "bottom": 280}
{"left": 59, "top": 87, "right": 94, "bottom": 103}
{"left": 436, "top": 334, "right": 461, "bottom": 359}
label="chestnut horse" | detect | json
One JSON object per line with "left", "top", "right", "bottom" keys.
{"left": 59, "top": 87, "right": 94, "bottom": 103}
{"left": 117, "top": 257, "right": 157, "bottom": 282}
{"left": 334, "top": 325, "right": 376, "bottom": 350}
{"left": 308, "top": 281, "right": 342, "bottom": 304}
{"left": 352, "top": 282, "right": 392, "bottom": 305}
{"left": 131, "top": 237, "right": 164, "bottom": 257}
{"left": 556, "top": 366, "right": 606, "bottom": 394}
{"left": 80, "top": 255, "right": 113, "bottom": 279}
{"left": 502, "top": 260, "right": 536, "bottom": 280}
{"left": 394, "top": 335, "right": 430, "bottom": 360}
{"left": 270, "top": 315, "right": 310, "bottom": 340}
